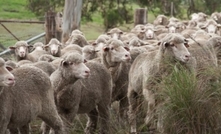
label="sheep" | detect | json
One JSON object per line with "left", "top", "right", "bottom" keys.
{"left": 144, "top": 25, "right": 158, "bottom": 40}
{"left": 60, "top": 44, "right": 83, "bottom": 58}
{"left": 82, "top": 45, "right": 98, "bottom": 61}
{"left": 70, "top": 29, "right": 84, "bottom": 36}
{"left": 187, "top": 37, "right": 217, "bottom": 73}
{"left": 127, "top": 33, "right": 192, "bottom": 133}
{"left": 38, "top": 54, "right": 57, "bottom": 62}
{"left": 42, "top": 54, "right": 112, "bottom": 133}
{"left": 0, "top": 57, "right": 15, "bottom": 87}
{"left": 101, "top": 38, "right": 132, "bottom": 121}
{"left": 65, "top": 33, "right": 89, "bottom": 47}
{"left": 45, "top": 38, "right": 62, "bottom": 57}
{"left": 154, "top": 25, "right": 169, "bottom": 36}
{"left": 21, "top": 61, "right": 56, "bottom": 76}
{"left": 9, "top": 41, "right": 35, "bottom": 62}
{"left": 200, "top": 19, "right": 221, "bottom": 35}
{"left": 153, "top": 14, "right": 169, "bottom": 26}
{"left": 5, "top": 60, "right": 19, "bottom": 69}
{"left": 166, "top": 22, "right": 178, "bottom": 33}
{"left": 16, "top": 60, "right": 33, "bottom": 66}
{"left": 0, "top": 61, "right": 67, "bottom": 134}
{"left": 211, "top": 12, "right": 221, "bottom": 24}
{"left": 207, "top": 36, "right": 221, "bottom": 65}
{"left": 29, "top": 42, "right": 48, "bottom": 62}
{"left": 107, "top": 27, "right": 124, "bottom": 39}
{"left": 190, "top": 12, "right": 208, "bottom": 28}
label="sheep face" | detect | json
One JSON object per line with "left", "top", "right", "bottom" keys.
{"left": 104, "top": 40, "right": 131, "bottom": 63}
{"left": 107, "top": 28, "right": 123, "bottom": 39}
{"left": 163, "top": 40, "right": 190, "bottom": 63}
{"left": 61, "top": 53, "right": 90, "bottom": 79}
{"left": 145, "top": 28, "right": 155, "bottom": 39}
{"left": 207, "top": 24, "right": 217, "bottom": 33}
{"left": 83, "top": 45, "right": 97, "bottom": 60}
{"left": 0, "top": 58, "right": 15, "bottom": 87}
{"left": 49, "top": 44, "right": 61, "bottom": 55}
{"left": 9, "top": 41, "right": 29, "bottom": 58}
{"left": 167, "top": 24, "right": 177, "bottom": 33}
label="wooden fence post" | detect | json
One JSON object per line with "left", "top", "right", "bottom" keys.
{"left": 45, "top": 11, "right": 62, "bottom": 44}
{"left": 134, "top": 8, "right": 147, "bottom": 26}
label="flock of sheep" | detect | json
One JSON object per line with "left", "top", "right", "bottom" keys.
{"left": 1, "top": 11, "right": 221, "bottom": 134}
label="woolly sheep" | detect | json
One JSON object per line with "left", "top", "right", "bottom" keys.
{"left": 0, "top": 61, "right": 66, "bottom": 134}
{"left": 65, "top": 33, "right": 89, "bottom": 47}
{"left": 42, "top": 54, "right": 112, "bottom": 133}
{"left": 101, "top": 38, "right": 131, "bottom": 121}
{"left": 45, "top": 38, "right": 62, "bottom": 57}
{"left": 153, "top": 14, "right": 169, "bottom": 26}
{"left": 60, "top": 44, "right": 83, "bottom": 58}
{"left": 127, "top": 33, "right": 191, "bottom": 133}
{"left": 29, "top": 42, "right": 48, "bottom": 62}
{"left": 82, "top": 45, "right": 98, "bottom": 61}
{"left": 0, "top": 58, "right": 15, "bottom": 87}
{"left": 9, "top": 41, "right": 35, "bottom": 62}
{"left": 107, "top": 27, "right": 124, "bottom": 40}
{"left": 211, "top": 12, "right": 221, "bottom": 24}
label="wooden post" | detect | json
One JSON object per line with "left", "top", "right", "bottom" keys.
{"left": 134, "top": 8, "right": 147, "bottom": 26}
{"left": 45, "top": 11, "right": 62, "bottom": 44}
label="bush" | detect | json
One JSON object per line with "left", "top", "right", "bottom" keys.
{"left": 158, "top": 64, "right": 221, "bottom": 134}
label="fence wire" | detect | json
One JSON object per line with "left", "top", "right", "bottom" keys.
{"left": 0, "top": 22, "right": 45, "bottom": 52}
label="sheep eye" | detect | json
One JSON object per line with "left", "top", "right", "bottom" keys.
{"left": 111, "top": 47, "right": 114, "bottom": 50}
{"left": 170, "top": 43, "right": 175, "bottom": 47}
{"left": 69, "top": 62, "right": 73, "bottom": 65}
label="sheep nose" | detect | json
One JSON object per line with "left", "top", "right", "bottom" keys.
{"left": 85, "top": 70, "right": 90, "bottom": 74}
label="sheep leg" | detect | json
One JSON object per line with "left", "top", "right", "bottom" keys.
{"left": 119, "top": 96, "right": 129, "bottom": 122}
{"left": 97, "top": 103, "right": 110, "bottom": 134}
{"left": 9, "top": 128, "right": 19, "bottom": 134}
{"left": 85, "top": 108, "right": 98, "bottom": 134}
{"left": 0, "top": 117, "right": 10, "bottom": 134}
{"left": 19, "top": 124, "right": 30, "bottom": 134}
{"left": 40, "top": 122, "right": 50, "bottom": 134}
{"left": 38, "top": 106, "right": 66, "bottom": 134}
{"left": 143, "top": 89, "right": 156, "bottom": 130}
{"left": 127, "top": 88, "right": 138, "bottom": 134}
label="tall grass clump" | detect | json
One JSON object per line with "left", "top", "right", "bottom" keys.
{"left": 158, "top": 63, "right": 221, "bottom": 134}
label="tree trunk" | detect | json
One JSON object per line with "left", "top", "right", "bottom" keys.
{"left": 134, "top": 8, "right": 147, "bottom": 26}
{"left": 62, "top": 0, "right": 82, "bottom": 44}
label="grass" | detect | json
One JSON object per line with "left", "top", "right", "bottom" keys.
{"left": 0, "top": 0, "right": 36, "bottom": 20}
{"left": 157, "top": 63, "right": 221, "bottom": 134}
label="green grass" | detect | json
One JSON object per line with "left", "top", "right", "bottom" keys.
{"left": 0, "top": 0, "right": 36, "bottom": 20}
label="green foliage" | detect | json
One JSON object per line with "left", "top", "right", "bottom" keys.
{"left": 27, "top": 0, "right": 64, "bottom": 17}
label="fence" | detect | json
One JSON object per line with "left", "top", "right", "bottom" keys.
{"left": 0, "top": 11, "right": 62, "bottom": 55}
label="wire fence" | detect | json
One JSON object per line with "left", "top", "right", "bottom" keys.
{"left": 0, "top": 22, "right": 45, "bottom": 50}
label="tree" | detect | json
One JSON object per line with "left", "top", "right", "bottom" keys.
{"left": 62, "top": 0, "right": 82, "bottom": 43}
{"left": 27, "top": 0, "right": 133, "bottom": 30}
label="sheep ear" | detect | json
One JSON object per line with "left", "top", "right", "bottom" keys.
{"left": 157, "top": 42, "right": 161, "bottom": 46}
{"left": 61, "top": 60, "right": 69, "bottom": 67}
{"left": 92, "top": 42, "right": 97, "bottom": 46}
{"left": 184, "top": 43, "right": 189, "bottom": 48}
{"left": 163, "top": 42, "right": 170, "bottom": 47}
{"left": 124, "top": 46, "right": 130, "bottom": 51}
{"left": 103, "top": 47, "right": 110, "bottom": 52}
{"left": 9, "top": 46, "right": 16, "bottom": 50}
{"left": 6, "top": 66, "right": 13, "bottom": 72}
{"left": 217, "top": 24, "right": 221, "bottom": 28}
